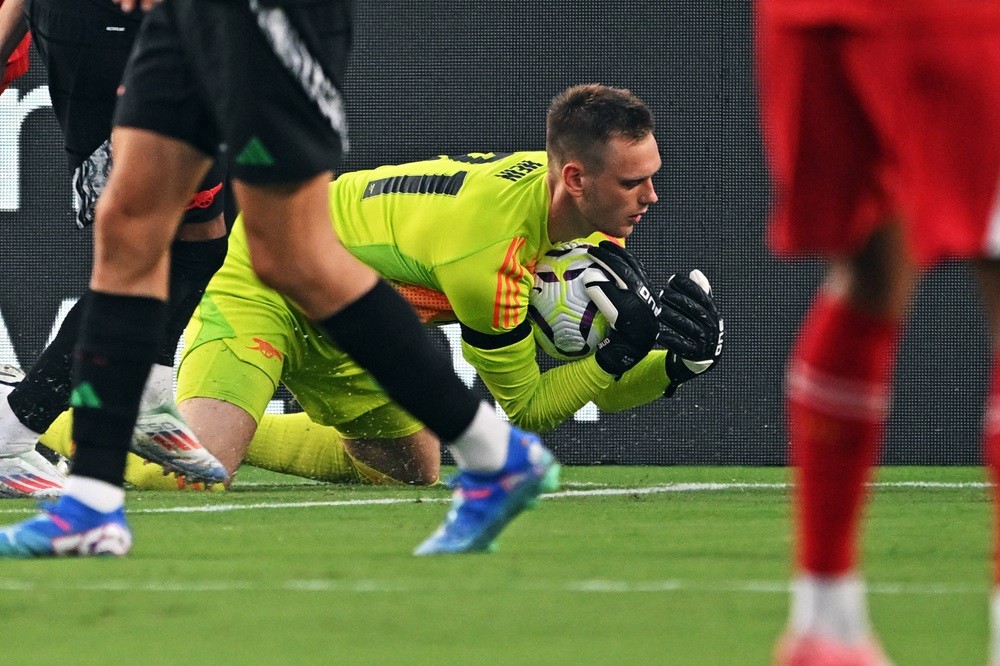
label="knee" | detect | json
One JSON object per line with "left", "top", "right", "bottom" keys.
{"left": 93, "top": 196, "right": 171, "bottom": 278}
{"left": 396, "top": 456, "right": 441, "bottom": 486}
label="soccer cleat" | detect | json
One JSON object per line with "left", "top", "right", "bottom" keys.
{"left": 0, "top": 365, "right": 44, "bottom": 459}
{"left": 0, "top": 449, "right": 66, "bottom": 499}
{"left": 775, "top": 633, "right": 893, "bottom": 666}
{"left": 130, "top": 400, "right": 228, "bottom": 485}
{"left": 0, "top": 363, "right": 23, "bottom": 387}
{"left": 414, "top": 427, "right": 560, "bottom": 556}
{"left": 0, "top": 494, "right": 131, "bottom": 558}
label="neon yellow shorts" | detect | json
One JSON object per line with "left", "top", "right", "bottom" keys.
{"left": 177, "top": 283, "right": 423, "bottom": 441}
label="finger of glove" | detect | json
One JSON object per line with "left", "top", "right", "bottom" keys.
{"left": 654, "top": 328, "right": 703, "bottom": 358}
{"left": 665, "top": 275, "right": 720, "bottom": 319}
{"left": 660, "top": 289, "right": 718, "bottom": 332}
{"left": 585, "top": 280, "right": 629, "bottom": 328}
{"left": 683, "top": 358, "right": 715, "bottom": 375}
{"left": 688, "top": 269, "right": 712, "bottom": 296}
{"left": 597, "top": 240, "right": 656, "bottom": 284}
{"left": 586, "top": 245, "right": 637, "bottom": 291}
{"left": 657, "top": 305, "right": 710, "bottom": 344}
{"left": 662, "top": 315, "right": 725, "bottom": 361}
{"left": 587, "top": 242, "right": 657, "bottom": 294}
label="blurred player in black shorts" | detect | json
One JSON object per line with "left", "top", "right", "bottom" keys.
{"left": 0, "top": 0, "right": 229, "bottom": 498}
{"left": 0, "top": 0, "right": 560, "bottom": 558}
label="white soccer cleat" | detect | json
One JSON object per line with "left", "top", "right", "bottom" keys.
{"left": 0, "top": 364, "right": 43, "bottom": 458}
{"left": 128, "top": 363, "right": 228, "bottom": 484}
{"left": 131, "top": 401, "right": 228, "bottom": 485}
{"left": 0, "top": 364, "right": 23, "bottom": 386}
{"left": 0, "top": 449, "right": 66, "bottom": 499}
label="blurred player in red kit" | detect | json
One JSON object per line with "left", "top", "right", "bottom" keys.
{"left": 757, "top": 0, "right": 1000, "bottom": 663}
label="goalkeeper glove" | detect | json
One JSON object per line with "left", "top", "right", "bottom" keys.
{"left": 584, "top": 241, "right": 661, "bottom": 378}
{"left": 660, "top": 269, "right": 724, "bottom": 396}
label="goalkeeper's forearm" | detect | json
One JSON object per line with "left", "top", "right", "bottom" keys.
{"left": 592, "top": 352, "right": 670, "bottom": 412}
{"left": 464, "top": 337, "right": 616, "bottom": 433}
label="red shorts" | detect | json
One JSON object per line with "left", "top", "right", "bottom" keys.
{"left": 757, "top": 15, "right": 1000, "bottom": 266}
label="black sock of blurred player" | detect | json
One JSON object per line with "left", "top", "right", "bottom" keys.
{"left": 319, "top": 280, "right": 481, "bottom": 443}
{"left": 70, "top": 292, "right": 165, "bottom": 485}
{"left": 7, "top": 236, "right": 228, "bottom": 436}
{"left": 156, "top": 236, "right": 229, "bottom": 366}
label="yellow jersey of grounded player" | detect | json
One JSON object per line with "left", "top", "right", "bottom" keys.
{"left": 221, "top": 151, "right": 671, "bottom": 432}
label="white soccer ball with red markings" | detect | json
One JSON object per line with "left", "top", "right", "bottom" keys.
{"left": 528, "top": 243, "right": 611, "bottom": 361}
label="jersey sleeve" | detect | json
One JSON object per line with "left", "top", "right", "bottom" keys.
{"left": 591, "top": 351, "right": 670, "bottom": 412}
{"left": 464, "top": 336, "right": 672, "bottom": 432}
{"left": 461, "top": 333, "right": 617, "bottom": 433}
{"left": 435, "top": 237, "right": 536, "bottom": 336}
{"left": 436, "top": 231, "right": 612, "bottom": 432}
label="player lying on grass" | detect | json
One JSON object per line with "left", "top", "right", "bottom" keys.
{"left": 28, "top": 84, "right": 725, "bottom": 491}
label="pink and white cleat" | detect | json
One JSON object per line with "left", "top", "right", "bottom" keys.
{"left": 775, "top": 633, "right": 893, "bottom": 666}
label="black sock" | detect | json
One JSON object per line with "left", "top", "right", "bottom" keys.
{"left": 318, "top": 280, "right": 479, "bottom": 442}
{"left": 7, "top": 295, "right": 85, "bottom": 433}
{"left": 70, "top": 291, "right": 166, "bottom": 486}
{"left": 157, "top": 235, "right": 229, "bottom": 366}
{"left": 7, "top": 236, "right": 228, "bottom": 431}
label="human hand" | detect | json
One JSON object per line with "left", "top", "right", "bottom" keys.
{"left": 584, "top": 242, "right": 662, "bottom": 377}
{"left": 660, "top": 270, "right": 724, "bottom": 395}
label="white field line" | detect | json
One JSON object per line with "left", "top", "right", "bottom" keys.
{"left": 0, "top": 577, "right": 985, "bottom": 595}
{"left": 0, "top": 481, "right": 988, "bottom": 516}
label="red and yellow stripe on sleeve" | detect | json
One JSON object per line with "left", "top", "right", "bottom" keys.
{"left": 492, "top": 237, "right": 528, "bottom": 330}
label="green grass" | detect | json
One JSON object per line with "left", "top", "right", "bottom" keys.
{"left": 0, "top": 466, "right": 991, "bottom": 664}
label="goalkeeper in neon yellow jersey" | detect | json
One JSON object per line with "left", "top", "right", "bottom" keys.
{"left": 40, "top": 83, "right": 723, "bottom": 489}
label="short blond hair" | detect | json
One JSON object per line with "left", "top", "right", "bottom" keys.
{"left": 546, "top": 84, "right": 654, "bottom": 170}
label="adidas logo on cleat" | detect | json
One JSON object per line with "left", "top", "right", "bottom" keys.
{"left": 0, "top": 473, "right": 63, "bottom": 498}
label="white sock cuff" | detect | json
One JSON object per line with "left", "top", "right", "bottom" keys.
{"left": 789, "top": 573, "right": 870, "bottom": 644}
{"left": 63, "top": 475, "right": 126, "bottom": 513}
{"left": 448, "top": 402, "right": 510, "bottom": 473}
{"left": 990, "top": 588, "right": 1000, "bottom": 665}
{"left": 140, "top": 363, "right": 175, "bottom": 412}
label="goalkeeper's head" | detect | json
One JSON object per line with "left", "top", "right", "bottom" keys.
{"left": 546, "top": 84, "right": 655, "bottom": 173}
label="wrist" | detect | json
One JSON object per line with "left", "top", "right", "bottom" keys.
{"left": 595, "top": 343, "right": 633, "bottom": 378}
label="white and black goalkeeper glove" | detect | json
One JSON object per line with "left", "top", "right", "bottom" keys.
{"left": 584, "top": 241, "right": 661, "bottom": 378}
{"left": 660, "top": 269, "right": 724, "bottom": 396}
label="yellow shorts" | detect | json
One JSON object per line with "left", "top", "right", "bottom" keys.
{"left": 177, "top": 283, "right": 423, "bottom": 441}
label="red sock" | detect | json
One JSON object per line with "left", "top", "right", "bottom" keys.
{"left": 786, "top": 294, "right": 900, "bottom": 575}
{"left": 984, "top": 354, "right": 1000, "bottom": 583}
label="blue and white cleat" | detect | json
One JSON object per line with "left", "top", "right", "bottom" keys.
{"left": 414, "top": 427, "right": 560, "bottom": 556}
{"left": 0, "top": 495, "right": 131, "bottom": 558}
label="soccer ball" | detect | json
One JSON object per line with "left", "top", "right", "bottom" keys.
{"left": 528, "top": 243, "right": 611, "bottom": 361}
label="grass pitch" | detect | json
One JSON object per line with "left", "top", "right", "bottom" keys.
{"left": 0, "top": 466, "right": 990, "bottom": 664}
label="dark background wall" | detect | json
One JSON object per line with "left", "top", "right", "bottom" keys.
{"left": 0, "top": 1, "right": 989, "bottom": 465}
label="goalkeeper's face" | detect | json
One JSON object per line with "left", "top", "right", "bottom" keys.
{"left": 579, "top": 133, "right": 661, "bottom": 239}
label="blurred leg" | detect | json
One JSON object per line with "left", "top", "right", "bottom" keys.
{"left": 972, "top": 260, "right": 1000, "bottom": 666}
{"left": 785, "top": 222, "right": 917, "bottom": 649}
